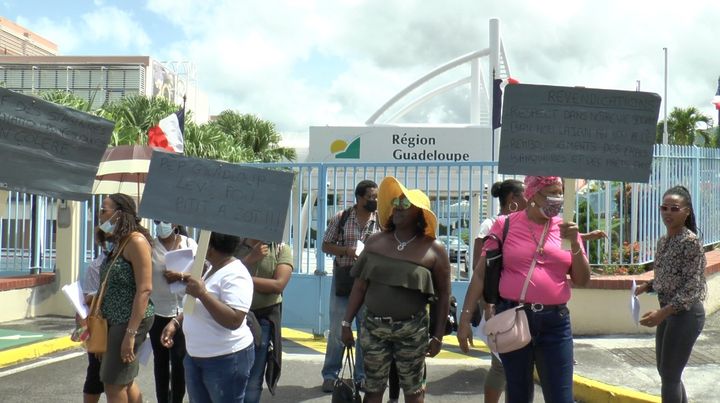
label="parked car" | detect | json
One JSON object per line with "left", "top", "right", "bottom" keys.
{"left": 437, "top": 235, "right": 469, "bottom": 264}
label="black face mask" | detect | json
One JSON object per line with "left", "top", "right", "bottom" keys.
{"left": 364, "top": 200, "right": 378, "bottom": 212}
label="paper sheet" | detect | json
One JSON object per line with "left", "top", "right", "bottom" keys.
{"left": 355, "top": 240, "right": 365, "bottom": 255}
{"left": 165, "top": 248, "right": 195, "bottom": 294}
{"left": 61, "top": 281, "right": 90, "bottom": 319}
{"left": 630, "top": 279, "right": 640, "bottom": 325}
{"left": 137, "top": 338, "right": 153, "bottom": 366}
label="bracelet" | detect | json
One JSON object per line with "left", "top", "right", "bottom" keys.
{"left": 461, "top": 309, "right": 472, "bottom": 314}
{"left": 172, "top": 317, "right": 181, "bottom": 328}
{"left": 430, "top": 336, "right": 442, "bottom": 343}
{"left": 341, "top": 320, "right": 352, "bottom": 328}
{"left": 126, "top": 328, "right": 138, "bottom": 335}
{"left": 571, "top": 247, "right": 582, "bottom": 255}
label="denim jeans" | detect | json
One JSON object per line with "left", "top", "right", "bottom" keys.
{"left": 321, "top": 275, "right": 365, "bottom": 382}
{"left": 496, "top": 300, "right": 574, "bottom": 403}
{"left": 184, "top": 344, "right": 255, "bottom": 403}
{"left": 656, "top": 302, "right": 705, "bottom": 403}
{"left": 245, "top": 319, "right": 272, "bottom": 403}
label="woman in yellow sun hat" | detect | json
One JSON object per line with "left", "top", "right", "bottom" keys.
{"left": 341, "top": 176, "right": 451, "bottom": 403}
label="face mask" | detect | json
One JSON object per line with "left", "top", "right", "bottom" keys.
{"left": 98, "top": 212, "right": 117, "bottom": 234}
{"left": 364, "top": 200, "right": 378, "bottom": 212}
{"left": 540, "top": 196, "right": 564, "bottom": 218}
{"left": 155, "top": 222, "right": 174, "bottom": 239}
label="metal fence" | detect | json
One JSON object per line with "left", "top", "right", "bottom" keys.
{"left": 2, "top": 145, "right": 720, "bottom": 276}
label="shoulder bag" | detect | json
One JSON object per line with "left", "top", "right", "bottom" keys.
{"left": 482, "top": 217, "right": 510, "bottom": 304}
{"left": 85, "top": 237, "right": 131, "bottom": 354}
{"left": 332, "top": 346, "right": 362, "bottom": 403}
{"left": 483, "top": 220, "right": 549, "bottom": 354}
{"left": 333, "top": 207, "right": 356, "bottom": 297}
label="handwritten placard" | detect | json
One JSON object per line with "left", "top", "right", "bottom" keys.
{"left": 0, "top": 88, "right": 114, "bottom": 200}
{"left": 139, "top": 152, "right": 294, "bottom": 242}
{"left": 498, "top": 84, "right": 661, "bottom": 182}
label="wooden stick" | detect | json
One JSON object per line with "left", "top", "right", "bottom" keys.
{"left": 183, "top": 230, "right": 211, "bottom": 315}
{"left": 562, "top": 178, "right": 576, "bottom": 251}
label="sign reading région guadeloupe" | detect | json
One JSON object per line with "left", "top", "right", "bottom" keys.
{"left": 308, "top": 126, "right": 490, "bottom": 163}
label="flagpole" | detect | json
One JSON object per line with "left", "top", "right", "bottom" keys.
{"left": 663, "top": 47, "right": 669, "bottom": 144}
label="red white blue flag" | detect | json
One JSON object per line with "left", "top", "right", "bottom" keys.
{"left": 148, "top": 109, "right": 185, "bottom": 152}
{"left": 713, "top": 77, "right": 720, "bottom": 111}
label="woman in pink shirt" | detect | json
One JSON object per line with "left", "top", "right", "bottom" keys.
{"left": 458, "top": 176, "right": 591, "bottom": 403}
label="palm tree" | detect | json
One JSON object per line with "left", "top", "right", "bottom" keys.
{"left": 211, "top": 110, "right": 296, "bottom": 162}
{"left": 100, "top": 95, "right": 179, "bottom": 146}
{"left": 656, "top": 107, "right": 712, "bottom": 146}
{"left": 39, "top": 90, "right": 93, "bottom": 112}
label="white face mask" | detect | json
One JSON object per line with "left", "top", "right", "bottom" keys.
{"left": 155, "top": 222, "right": 174, "bottom": 239}
{"left": 98, "top": 212, "right": 117, "bottom": 234}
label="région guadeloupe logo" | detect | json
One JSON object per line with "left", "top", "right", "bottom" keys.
{"left": 330, "top": 137, "right": 360, "bottom": 159}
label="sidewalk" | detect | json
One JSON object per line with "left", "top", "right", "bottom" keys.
{"left": 1, "top": 313, "right": 719, "bottom": 402}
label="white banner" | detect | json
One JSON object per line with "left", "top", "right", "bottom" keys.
{"left": 308, "top": 125, "right": 492, "bottom": 163}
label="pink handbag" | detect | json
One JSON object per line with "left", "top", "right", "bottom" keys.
{"left": 483, "top": 306, "right": 531, "bottom": 353}
{"left": 484, "top": 220, "right": 549, "bottom": 354}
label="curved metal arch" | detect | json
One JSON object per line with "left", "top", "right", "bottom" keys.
{"left": 365, "top": 49, "right": 490, "bottom": 125}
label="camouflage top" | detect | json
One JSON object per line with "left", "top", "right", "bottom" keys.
{"left": 100, "top": 254, "right": 154, "bottom": 325}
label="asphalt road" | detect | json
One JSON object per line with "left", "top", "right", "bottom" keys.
{"left": 0, "top": 349, "right": 545, "bottom": 402}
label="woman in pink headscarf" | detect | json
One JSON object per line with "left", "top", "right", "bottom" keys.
{"left": 457, "top": 176, "right": 591, "bottom": 403}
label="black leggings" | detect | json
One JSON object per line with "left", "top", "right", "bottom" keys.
{"left": 656, "top": 302, "right": 705, "bottom": 403}
{"left": 149, "top": 315, "right": 187, "bottom": 403}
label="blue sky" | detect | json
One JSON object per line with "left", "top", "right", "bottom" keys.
{"left": 2, "top": 0, "right": 719, "bottom": 148}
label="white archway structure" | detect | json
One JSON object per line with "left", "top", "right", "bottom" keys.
{"left": 366, "top": 19, "right": 511, "bottom": 128}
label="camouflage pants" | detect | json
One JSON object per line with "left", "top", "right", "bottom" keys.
{"left": 359, "top": 310, "right": 428, "bottom": 394}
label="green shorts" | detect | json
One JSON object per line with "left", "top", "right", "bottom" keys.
{"left": 99, "top": 316, "right": 153, "bottom": 386}
{"left": 359, "top": 310, "right": 428, "bottom": 394}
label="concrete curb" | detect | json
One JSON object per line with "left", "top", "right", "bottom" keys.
{"left": 0, "top": 336, "right": 80, "bottom": 368}
{"left": 573, "top": 374, "right": 660, "bottom": 403}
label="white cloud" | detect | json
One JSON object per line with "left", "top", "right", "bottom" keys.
{"left": 15, "top": 0, "right": 720, "bottom": 143}
{"left": 16, "top": 6, "right": 151, "bottom": 54}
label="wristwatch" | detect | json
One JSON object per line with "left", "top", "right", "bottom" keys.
{"left": 341, "top": 320, "right": 352, "bottom": 328}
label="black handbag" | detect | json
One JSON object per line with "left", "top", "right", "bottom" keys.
{"left": 483, "top": 217, "right": 510, "bottom": 304}
{"left": 332, "top": 346, "right": 361, "bottom": 403}
{"left": 334, "top": 261, "right": 355, "bottom": 297}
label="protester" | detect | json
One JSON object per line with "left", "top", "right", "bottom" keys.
{"left": 149, "top": 221, "right": 197, "bottom": 403}
{"left": 79, "top": 228, "right": 108, "bottom": 403}
{"left": 320, "top": 179, "right": 380, "bottom": 392}
{"left": 469, "top": 179, "right": 604, "bottom": 403}
{"left": 342, "top": 176, "right": 451, "bottom": 403}
{"left": 457, "top": 176, "right": 591, "bottom": 403}
{"left": 236, "top": 238, "right": 293, "bottom": 403}
{"left": 161, "top": 232, "right": 255, "bottom": 403}
{"left": 97, "top": 193, "right": 155, "bottom": 403}
{"left": 635, "top": 185, "right": 707, "bottom": 403}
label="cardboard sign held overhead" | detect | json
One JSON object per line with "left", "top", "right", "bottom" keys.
{"left": 0, "top": 88, "right": 114, "bottom": 200}
{"left": 498, "top": 84, "right": 661, "bottom": 183}
{"left": 138, "top": 152, "right": 295, "bottom": 242}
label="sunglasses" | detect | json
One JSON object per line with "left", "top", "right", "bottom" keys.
{"left": 659, "top": 205, "right": 686, "bottom": 213}
{"left": 391, "top": 197, "right": 413, "bottom": 210}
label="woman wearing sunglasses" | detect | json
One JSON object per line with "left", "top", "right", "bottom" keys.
{"left": 635, "top": 186, "right": 706, "bottom": 403}
{"left": 148, "top": 221, "right": 198, "bottom": 403}
{"left": 457, "top": 176, "right": 590, "bottom": 403}
{"left": 341, "top": 176, "right": 451, "bottom": 403}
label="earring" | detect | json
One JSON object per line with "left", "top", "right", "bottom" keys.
{"left": 530, "top": 201, "right": 536, "bottom": 208}
{"left": 509, "top": 202, "right": 518, "bottom": 212}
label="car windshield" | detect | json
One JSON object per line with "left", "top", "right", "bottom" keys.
{"left": 439, "top": 236, "right": 466, "bottom": 246}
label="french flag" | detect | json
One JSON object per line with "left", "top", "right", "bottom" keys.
{"left": 492, "top": 77, "right": 520, "bottom": 129}
{"left": 713, "top": 77, "right": 720, "bottom": 111}
{"left": 148, "top": 109, "right": 185, "bottom": 153}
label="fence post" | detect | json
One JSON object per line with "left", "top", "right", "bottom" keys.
{"left": 692, "top": 146, "right": 701, "bottom": 226}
